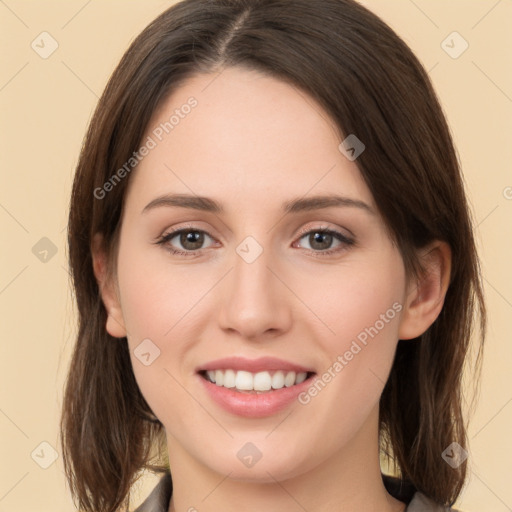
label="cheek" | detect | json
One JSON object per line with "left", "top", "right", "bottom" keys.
{"left": 114, "top": 238, "right": 213, "bottom": 419}
{"left": 116, "top": 236, "right": 202, "bottom": 339}
{"left": 300, "top": 251, "right": 405, "bottom": 356}
{"left": 293, "top": 255, "right": 405, "bottom": 438}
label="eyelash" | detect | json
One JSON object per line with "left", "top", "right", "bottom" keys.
{"left": 154, "top": 224, "right": 355, "bottom": 258}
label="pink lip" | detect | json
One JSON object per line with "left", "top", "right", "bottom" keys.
{"left": 196, "top": 356, "right": 314, "bottom": 374}
{"left": 195, "top": 357, "right": 316, "bottom": 418}
{"left": 197, "top": 373, "right": 315, "bottom": 418}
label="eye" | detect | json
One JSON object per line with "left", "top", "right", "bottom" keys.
{"left": 154, "top": 225, "right": 355, "bottom": 257}
{"left": 294, "top": 226, "right": 355, "bottom": 256}
{"left": 155, "top": 228, "right": 216, "bottom": 256}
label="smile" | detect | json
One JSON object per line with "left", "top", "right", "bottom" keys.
{"left": 196, "top": 356, "right": 317, "bottom": 417}
{"left": 201, "top": 369, "right": 310, "bottom": 393}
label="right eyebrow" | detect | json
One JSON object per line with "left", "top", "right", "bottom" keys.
{"left": 142, "top": 194, "right": 222, "bottom": 214}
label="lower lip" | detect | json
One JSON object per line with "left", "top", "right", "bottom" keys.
{"left": 197, "top": 373, "right": 315, "bottom": 418}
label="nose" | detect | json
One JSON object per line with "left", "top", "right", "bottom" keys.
{"left": 217, "top": 242, "right": 292, "bottom": 341}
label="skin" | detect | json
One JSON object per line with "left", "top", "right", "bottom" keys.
{"left": 92, "top": 66, "right": 451, "bottom": 512}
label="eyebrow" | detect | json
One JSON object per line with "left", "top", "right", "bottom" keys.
{"left": 141, "top": 193, "right": 375, "bottom": 216}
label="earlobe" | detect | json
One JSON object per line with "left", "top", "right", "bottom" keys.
{"left": 398, "top": 241, "right": 452, "bottom": 340}
{"left": 91, "top": 233, "right": 127, "bottom": 339}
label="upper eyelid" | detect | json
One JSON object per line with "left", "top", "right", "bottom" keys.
{"left": 295, "top": 223, "right": 350, "bottom": 237}
{"left": 160, "top": 222, "right": 350, "bottom": 238}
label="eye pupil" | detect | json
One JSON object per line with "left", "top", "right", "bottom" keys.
{"left": 310, "top": 231, "right": 332, "bottom": 250}
{"left": 181, "top": 231, "right": 204, "bottom": 250}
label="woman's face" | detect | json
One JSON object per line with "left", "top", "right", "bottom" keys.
{"left": 107, "top": 66, "right": 413, "bottom": 481}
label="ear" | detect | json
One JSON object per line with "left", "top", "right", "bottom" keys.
{"left": 91, "top": 233, "right": 127, "bottom": 338}
{"left": 398, "top": 241, "right": 452, "bottom": 340}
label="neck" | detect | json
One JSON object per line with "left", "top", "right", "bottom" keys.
{"left": 166, "top": 405, "right": 406, "bottom": 512}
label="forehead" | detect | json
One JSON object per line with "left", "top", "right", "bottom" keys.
{"left": 124, "top": 66, "right": 376, "bottom": 216}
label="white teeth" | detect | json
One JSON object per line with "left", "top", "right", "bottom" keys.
{"left": 284, "top": 371, "right": 295, "bottom": 387}
{"left": 235, "top": 371, "right": 253, "bottom": 390}
{"left": 204, "top": 369, "right": 310, "bottom": 392}
{"left": 253, "top": 371, "right": 272, "bottom": 391}
{"left": 295, "top": 372, "right": 307, "bottom": 384}
{"left": 271, "top": 371, "right": 285, "bottom": 389}
{"left": 223, "top": 369, "right": 236, "bottom": 388}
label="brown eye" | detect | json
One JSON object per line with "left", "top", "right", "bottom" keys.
{"left": 156, "top": 228, "right": 215, "bottom": 255}
{"left": 177, "top": 230, "right": 205, "bottom": 251}
{"left": 296, "top": 228, "right": 354, "bottom": 256}
{"left": 307, "top": 231, "right": 335, "bottom": 251}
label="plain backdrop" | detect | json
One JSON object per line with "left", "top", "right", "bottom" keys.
{"left": 0, "top": 1, "right": 511, "bottom": 511}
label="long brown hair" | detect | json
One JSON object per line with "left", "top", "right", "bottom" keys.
{"left": 61, "top": 0, "right": 486, "bottom": 510}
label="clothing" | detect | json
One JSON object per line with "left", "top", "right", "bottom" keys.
{"left": 133, "top": 471, "right": 459, "bottom": 512}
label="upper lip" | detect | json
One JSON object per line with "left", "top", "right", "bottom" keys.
{"left": 197, "top": 356, "right": 315, "bottom": 374}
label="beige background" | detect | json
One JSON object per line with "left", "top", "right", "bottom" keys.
{"left": 0, "top": 1, "right": 511, "bottom": 510}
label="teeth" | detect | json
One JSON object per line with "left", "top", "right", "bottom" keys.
{"left": 235, "top": 370, "right": 253, "bottom": 390}
{"left": 271, "top": 371, "right": 285, "bottom": 389}
{"left": 204, "top": 369, "right": 309, "bottom": 392}
{"left": 253, "top": 371, "right": 272, "bottom": 391}
{"left": 284, "top": 371, "right": 295, "bottom": 387}
{"left": 223, "top": 369, "right": 236, "bottom": 388}
{"left": 295, "top": 372, "right": 307, "bottom": 384}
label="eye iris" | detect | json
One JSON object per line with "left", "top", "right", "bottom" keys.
{"left": 181, "top": 231, "right": 204, "bottom": 250}
{"left": 310, "top": 232, "right": 332, "bottom": 250}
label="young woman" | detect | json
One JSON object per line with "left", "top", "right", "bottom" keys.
{"left": 60, "top": 1, "right": 486, "bottom": 511}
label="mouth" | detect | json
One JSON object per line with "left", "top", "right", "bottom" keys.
{"left": 198, "top": 369, "right": 315, "bottom": 393}
{"left": 195, "top": 357, "right": 317, "bottom": 417}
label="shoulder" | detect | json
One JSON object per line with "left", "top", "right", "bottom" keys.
{"left": 133, "top": 471, "right": 172, "bottom": 512}
{"left": 134, "top": 472, "right": 462, "bottom": 512}
{"left": 382, "top": 474, "right": 461, "bottom": 512}
{"left": 407, "top": 492, "right": 461, "bottom": 511}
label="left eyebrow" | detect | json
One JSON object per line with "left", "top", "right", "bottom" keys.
{"left": 141, "top": 193, "right": 376, "bottom": 216}
{"left": 282, "top": 195, "right": 375, "bottom": 216}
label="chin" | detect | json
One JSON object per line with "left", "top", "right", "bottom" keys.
{"left": 203, "top": 445, "right": 316, "bottom": 484}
